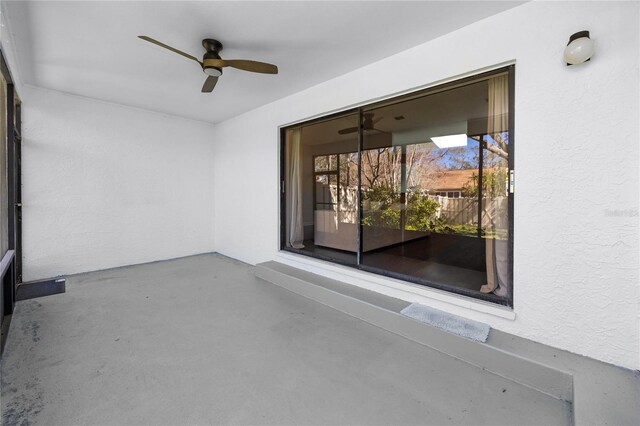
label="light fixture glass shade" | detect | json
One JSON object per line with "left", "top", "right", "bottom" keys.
{"left": 563, "top": 33, "right": 594, "bottom": 65}
{"left": 204, "top": 67, "right": 222, "bottom": 77}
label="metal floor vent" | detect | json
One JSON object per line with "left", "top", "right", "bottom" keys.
{"left": 400, "top": 303, "right": 491, "bottom": 342}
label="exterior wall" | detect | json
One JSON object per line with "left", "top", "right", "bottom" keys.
{"left": 213, "top": 1, "right": 640, "bottom": 369}
{"left": 20, "top": 86, "right": 216, "bottom": 281}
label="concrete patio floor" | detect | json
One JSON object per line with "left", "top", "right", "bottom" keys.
{"left": 1, "top": 254, "right": 571, "bottom": 425}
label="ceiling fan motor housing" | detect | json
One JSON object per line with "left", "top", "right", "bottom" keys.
{"left": 202, "top": 39, "right": 223, "bottom": 77}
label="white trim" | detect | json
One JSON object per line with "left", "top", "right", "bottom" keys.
{"left": 276, "top": 250, "right": 516, "bottom": 321}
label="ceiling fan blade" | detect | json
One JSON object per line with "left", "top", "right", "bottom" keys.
{"left": 201, "top": 76, "right": 218, "bottom": 93}
{"left": 206, "top": 59, "right": 278, "bottom": 74}
{"left": 138, "top": 36, "right": 202, "bottom": 65}
{"left": 338, "top": 127, "right": 358, "bottom": 135}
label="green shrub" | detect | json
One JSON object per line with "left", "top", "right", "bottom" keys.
{"left": 406, "top": 194, "right": 440, "bottom": 231}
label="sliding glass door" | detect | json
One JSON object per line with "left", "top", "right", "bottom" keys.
{"left": 1, "top": 51, "right": 21, "bottom": 325}
{"left": 281, "top": 67, "right": 514, "bottom": 306}
{"left": 283, "top": 112, "right": 360, "bottom": 265}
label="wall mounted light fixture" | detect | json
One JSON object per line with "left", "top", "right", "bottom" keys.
{"left": 564, "top": 30, "right": 594, "bottom": 66}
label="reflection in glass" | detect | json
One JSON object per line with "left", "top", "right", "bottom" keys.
{"left": 283, "top": 70, "right": 512, "bottom": 303}
{"left": 284, "top": 113, "right": 359, "bottom": 265}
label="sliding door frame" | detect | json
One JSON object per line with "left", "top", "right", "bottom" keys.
{"left": 1, "top": 47, "right": 21, "bottom": 333}
{"left": 280, "top": 65, "right": 515, "bottom": 307}
{"left": 279, "top": 109, "right": 360, "bottom": 268}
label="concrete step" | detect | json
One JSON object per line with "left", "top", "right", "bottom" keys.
{"left": 255, "top": 261, "right": 573, "bottom": 402}
{"left": 255, "top": 260, "right": 640, "bottom": 426}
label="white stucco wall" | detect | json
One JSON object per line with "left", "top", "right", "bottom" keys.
{"left": 20, "top": 86, "right": 216, "bottom": 281}
{"left": 213, "top": 1, "right": 640, "bottom": 369}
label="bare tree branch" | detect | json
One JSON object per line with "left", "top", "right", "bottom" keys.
{"left": 492, "top": 133, "right": 508, "bottom": 153}
{"left": 484, "top": 143, "right": 508, "bottom": 160}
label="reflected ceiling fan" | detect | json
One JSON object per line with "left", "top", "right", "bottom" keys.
{"left": 138, "top": 36, "right": 278, "bottom": 93}
{"left": 338, "top": 112, "right": 384, "bottom": 135}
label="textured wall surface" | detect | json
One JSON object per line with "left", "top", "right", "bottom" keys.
{"left": 20, "top": 86, "right": 216, "bottom": 281}
{"left": 213, "top": 1, "right": 640, "bottom": 369}
{"left": 4, "top": 1, "right": 638, "bottom": 370}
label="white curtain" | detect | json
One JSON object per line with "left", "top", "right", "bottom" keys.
{"left": 481, "top": 74, "right": 509, "bottom": 297}
{"left": 286, "top": 128, "right": 305, "bottom": 249}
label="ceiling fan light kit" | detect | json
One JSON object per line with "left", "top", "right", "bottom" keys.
{"left": 203, "top": 66, "right": 222, "bottom": 77}
{"left": 138, "top": 36, "right": 278, "bottom": 93}
{"left": 202, "top": 39, "right": 223, "bottom": 77}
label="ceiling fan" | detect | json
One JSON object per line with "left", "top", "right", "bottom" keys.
{"left": 138, "top": 36, "right": 278, "bottom": 93}
{"left": 338, "top": 112, "right": 384, "bottom": 135}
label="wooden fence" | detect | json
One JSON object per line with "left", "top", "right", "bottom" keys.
{"left": 429, "top": 195, "right": 508, "bottom": 227}
{"left": 323, "top": 184, "right": 507, "bottom": 227}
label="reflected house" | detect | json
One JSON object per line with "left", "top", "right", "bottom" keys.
{"left": 421, "top": 169, "right": 478, "bottom": 198}
{"left": 420, "top": 168, "right": 502, "bottom": 199}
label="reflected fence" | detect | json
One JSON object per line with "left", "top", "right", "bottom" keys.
{"left": 326, "top": 185, "right": 508, "bottom": 228}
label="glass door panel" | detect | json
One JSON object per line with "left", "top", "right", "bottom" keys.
{"left": 283, "top": 112, "right": 359, "bottom": 265}
{"left": 282, "top": 67, "right": 513, "bottom": 305}
{"left": 478, "top": 73, "right": 511, "bottom": 298}
{"left": 359, "top": 76, "right": 510, "bottom": 297}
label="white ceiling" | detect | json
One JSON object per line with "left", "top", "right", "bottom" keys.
{"left": 3, "top": 1, "right": 524, "bottom": 124}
